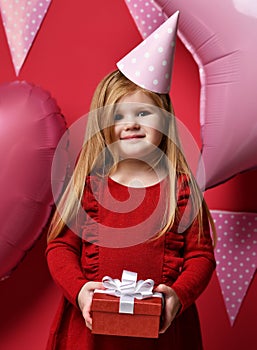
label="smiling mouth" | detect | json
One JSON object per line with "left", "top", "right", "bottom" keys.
{"left": 121, "top": 135, "right": 145, "bottom": 140}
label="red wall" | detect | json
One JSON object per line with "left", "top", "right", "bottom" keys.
{"left": 0, "top": 1, "right": 256, "bottom": 349}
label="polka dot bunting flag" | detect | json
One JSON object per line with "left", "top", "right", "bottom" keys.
{"left": 117, "top": 10, "right": 179, "bottom": 93}
{"left": 0, "top": 0, "right": 52, "bottom": 76}
{"left": 124, "top": 0, "right": 167, "bottom": 38}
{"left": 211, "top": 210, "right": 257, "bottom": 326}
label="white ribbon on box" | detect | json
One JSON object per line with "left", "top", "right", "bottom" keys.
{"left": 95, "top": 270, "right": 162, "bottom": 314}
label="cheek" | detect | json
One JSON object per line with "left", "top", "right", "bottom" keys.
{"left": 145, "top": 116, "right": 166, "bottom": 134}
{"left": 148, "top": 128, "right": 163, "bottom": 146}
{"left": 155, "top": 131, "right": 164, "bottom": 146}
{"left": 113, "top": 125, "right": 121, "bottom": 141}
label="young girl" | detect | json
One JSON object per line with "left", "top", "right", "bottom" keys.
{"left": 46, "top": 12, "right": 216, "bottom": 350}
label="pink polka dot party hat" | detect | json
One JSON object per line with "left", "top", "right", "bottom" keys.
{"left": 117, "top": 10, "right": 179, "bottom": 94}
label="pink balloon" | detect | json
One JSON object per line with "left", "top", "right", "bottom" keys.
{"left": 0, "top": 81, "right": 67, "bottom": 280}
{"left": 125, "top": 0, "right": 257, "bottom": 189}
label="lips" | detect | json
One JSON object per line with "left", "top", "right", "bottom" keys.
{"left": 120, "top": 134, "right": 145, "bottom": 140}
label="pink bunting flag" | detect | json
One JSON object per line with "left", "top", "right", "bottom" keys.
{"left": 124, "top": 0, "right": 167, "bottom": 38}
{"left": 0, "top": 0, "right": 52, "bottom": 75}
{"left": 211, "top": 210, "right": 257, "bottom": 326}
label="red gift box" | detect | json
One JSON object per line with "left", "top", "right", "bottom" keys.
{"left": 92, "top": 292, "right": 162, "bottom": 338}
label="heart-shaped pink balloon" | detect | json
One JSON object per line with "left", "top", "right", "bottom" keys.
{"left": 0, "top": 81, "right": 67, "bottom": 280}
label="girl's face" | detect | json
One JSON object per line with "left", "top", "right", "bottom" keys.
{"left": 112, "top": 90, "right": 165, "bottom": 160}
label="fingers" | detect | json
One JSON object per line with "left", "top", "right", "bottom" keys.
{"left": 159, "top": 305, "right": 173, "bottom": 334}
{"left": 85, "top": 281, "right": 105, "bottom": 291}
{"left": 154, "top": 284, "right": 182, "bottom": 334}
{"left": 83, "top": 310, "right": 93, "bottom": 330}
{"left": 154, "top": 283, "right": 171, "bottom": 296}
{"left": 81, "top": 296, "right": 93, "bottom": 331}
{"left": 78, "top": 281, "right": 105, "bottom": 331}
{"left": 85, "top": 321, "right": 92, "bottom": 330}
{"left": 159, "top": 315, "right": 173, "bottom": 333}
{"left": 154, "top": 284, "right": 171, "bottom": 333}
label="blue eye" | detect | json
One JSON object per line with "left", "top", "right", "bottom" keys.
{"left": 114, "top": 114, "right": 123, "bottom": 121}
{"left": 138, "top": 110, "right": 151, "bottom": 117}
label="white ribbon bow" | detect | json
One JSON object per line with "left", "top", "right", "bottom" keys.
{"left": 95, "top": 270, "right": 160, "bottom": 314}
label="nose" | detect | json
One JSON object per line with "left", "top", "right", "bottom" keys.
{"left": 123, "top": 115, "right": 140, "bottom": 130}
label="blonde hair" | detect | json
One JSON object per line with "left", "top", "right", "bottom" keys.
{"left": 47, "top": 70, "right": 216, "bottom": 244}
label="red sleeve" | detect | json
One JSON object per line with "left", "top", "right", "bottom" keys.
{"left": 46, "top": 227, "right": 88, "bottom": 307}
{"left": 171, "top": 176, "right": 216, "bottom": 314}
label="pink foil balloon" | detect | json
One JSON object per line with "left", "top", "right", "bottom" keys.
{"left": 125, "top": 0, "right": 257, "bottom": 189}
{"left": 0, "top": 81, "right": 67, "bottom": 280}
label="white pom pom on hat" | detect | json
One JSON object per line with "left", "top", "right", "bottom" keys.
{"left": 117, "top": 11, "right": 179, "bottom": 94}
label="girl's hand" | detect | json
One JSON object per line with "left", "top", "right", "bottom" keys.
{"left": 154, "top": 284, "right": 181, "bottom": 334}
{"left": 77, "top": 281, "right": 104, "bottom": 330}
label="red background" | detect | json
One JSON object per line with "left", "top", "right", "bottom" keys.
{"left": 0, "top": 1, "right": 256, "bottom": 349}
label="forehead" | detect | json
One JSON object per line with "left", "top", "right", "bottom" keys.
{"left": 118, "top": 90, "right": 156, "bottom": 105}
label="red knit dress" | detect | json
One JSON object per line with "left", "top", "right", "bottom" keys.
{"left": 46, "top": 176, "right": 215, "bottom": 350}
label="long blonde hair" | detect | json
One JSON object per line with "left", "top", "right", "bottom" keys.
{"left": 47, "top": 70, "right": 216, "bottom": 244}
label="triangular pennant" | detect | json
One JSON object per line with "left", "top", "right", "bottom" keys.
{"left": 0, "top": 0, "right": 52, "bottom": 75}
{"left": 211, "top": 210, "right": 257, "bottom": 326}
{"left": 124, "top": 0, "right": 167, "bottom": 38}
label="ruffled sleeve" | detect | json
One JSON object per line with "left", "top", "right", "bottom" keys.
{"left": 170, "top": 175, "right": 216, "bottom": 314}
{"left": 80, "top": 176, "right": 100, "bottom": 282}
{"left": 46, "top": 227, "right": 88, "bottom": 308}
{"left": 46, "top": 176, "right": 101, "bottom": 307}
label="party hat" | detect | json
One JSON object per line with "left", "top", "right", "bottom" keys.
{"left": 117, "top": 10, "right": 179, "bottom": 94}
